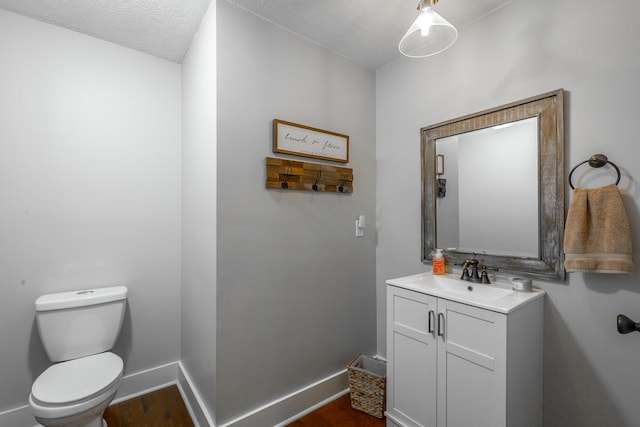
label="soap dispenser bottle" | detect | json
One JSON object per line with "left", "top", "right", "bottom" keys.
{"left": 433, "top": 249, "right": 445, "bottom": 275}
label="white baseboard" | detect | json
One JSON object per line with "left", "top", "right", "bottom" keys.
{"left": 177, "top": 361, "right": 215, "bottom": 427}
{"left": 217, "top": 369, "right": 349, "bottom": 427}
{"left": 1, "top": 361, "right": 351, "bottom": 427}
{"left": 275, "top": 388, "right": 350, "bottom": 427}
{"left": 113, "top": 361, "right": 179, "bottom": 403}
{"left": 374, "top": 354, "right": 387, "bottom": 362}
{"left": 177, "top": 363, "right": 350, "bottom": 427}
{"left": 0, "top": 404, "right": 36, "bottom": 427}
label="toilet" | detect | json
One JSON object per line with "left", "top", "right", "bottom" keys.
{"left": 29, "top": 286, "right": 128, "bottom": 427}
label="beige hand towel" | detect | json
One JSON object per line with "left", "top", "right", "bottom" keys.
{"left": 564, "top": 184, "right": 633, "bottom": 274}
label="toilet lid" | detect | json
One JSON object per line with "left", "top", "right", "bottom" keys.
{"left": 32, "top": 352, "right": 123, "bottom": 405}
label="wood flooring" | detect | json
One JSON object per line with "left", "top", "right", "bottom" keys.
{"left": 286, "top": 393, "right": 386, "bottom": 427}
{"left": 103, "top": 385, "right": 385, "bottom": 427}
{"left": 104, "top": 385, "right": 194, "bottom": 427}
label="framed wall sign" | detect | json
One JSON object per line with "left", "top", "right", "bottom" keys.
{"left": 273, "top": 119, "right": 349, "bottom": 163}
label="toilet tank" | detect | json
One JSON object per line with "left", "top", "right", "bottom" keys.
{"left": 35, "top": 286, "right": 128, "bottom": 362}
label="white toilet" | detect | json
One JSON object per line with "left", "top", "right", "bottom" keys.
{"left": 29, "top": 286, "right": 128, "bottom": 427}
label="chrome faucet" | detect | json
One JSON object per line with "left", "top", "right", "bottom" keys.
{"left": 460, "top": 254, "right": 496, "bottom": 284}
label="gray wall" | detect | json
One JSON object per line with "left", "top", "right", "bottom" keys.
{"left": 376, "top": 0, "right": 640, "bottom": 425}
{"left": 181, "top": 0, "right": 218, "bottom": 423}
{"left": 0, "top": 9, "right": 182, "bottom": 412}
{"left": 215, "top": 1, "right": 377, "bottom": 423}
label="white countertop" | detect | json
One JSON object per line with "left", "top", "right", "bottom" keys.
{"left": 386, "top": 272, "right": 545, "bottom": 314}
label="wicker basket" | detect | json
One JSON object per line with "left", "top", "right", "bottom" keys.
{"left": 347, "top": 355, "right": 387, "bottom": 419}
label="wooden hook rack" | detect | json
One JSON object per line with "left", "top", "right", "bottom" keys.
{"left": 266, "top": 157, "right": 353, "bottom": 193}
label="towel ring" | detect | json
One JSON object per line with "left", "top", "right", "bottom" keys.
{"left": 568, "top": 154, "right": 621, "bottom": 190}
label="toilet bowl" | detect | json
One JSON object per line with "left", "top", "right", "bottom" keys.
{"left": 29, "top": 352, "right": 124, "bottom": 427}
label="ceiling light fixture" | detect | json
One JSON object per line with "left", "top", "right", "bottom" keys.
{"left": 399, "top": 0, "right": 458, "bottom": 58}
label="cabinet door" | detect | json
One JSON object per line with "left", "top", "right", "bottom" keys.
{"left": 436, "top": 299, "right": 507, "bottom": 427}
{"left": 387, "top": 286, "right": 438, "bottom": 427}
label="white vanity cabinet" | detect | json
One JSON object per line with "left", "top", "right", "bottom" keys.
{"left": 386, "top": 280, "right": 543, "bottom": 427}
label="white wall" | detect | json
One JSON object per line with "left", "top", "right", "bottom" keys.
{"left": 181, "top": 0, "right": 218, "bottom": 425}
{"left": 216, "top": 1, "right": 377, "bottom": 423}
{"left": 376, "top": 0, "right": 640, "bottom": 425}
{"left": 0, "top": 9, "right": 182, "bottom": 412}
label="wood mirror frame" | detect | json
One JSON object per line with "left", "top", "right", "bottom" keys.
{"left": 421, "top": 89, "right": 565, "bottom": 281}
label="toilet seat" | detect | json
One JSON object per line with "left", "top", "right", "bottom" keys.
{"left": 31, "top": 352, "right": 123, "bottom": 406}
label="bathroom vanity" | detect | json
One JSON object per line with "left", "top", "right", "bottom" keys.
{"left": 385, "top": 272, "right": 544, "bottom": 427}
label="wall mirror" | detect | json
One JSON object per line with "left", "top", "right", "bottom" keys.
{"left": 421, "top": 89, "right": 565, "bottom": 281}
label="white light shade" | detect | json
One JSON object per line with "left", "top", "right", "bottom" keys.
{"left": 399, "top": 3, "right": 458, "bottom": 58}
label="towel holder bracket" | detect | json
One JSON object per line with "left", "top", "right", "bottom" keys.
{"left": 587, "top": 153, "right": 609, "bottom": 168}
{"left": 568, "top": 153, "right": 621, "bottom": 189}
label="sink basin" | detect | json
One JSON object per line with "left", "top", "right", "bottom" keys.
{"left": 386, "top": 272, "right": 545, "bottom": 313}
{"left": 432, "top": 275, "right": 514, "bottom": 302}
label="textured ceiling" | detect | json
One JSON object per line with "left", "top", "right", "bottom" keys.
{"left": 230, "top": 0, "right": 512, "bottom": 69}
{"left": 0, "top": 0, "right": 511, "bottom": 68}
{"left": 0, "top": 0, "right": 213, "bottom": 63}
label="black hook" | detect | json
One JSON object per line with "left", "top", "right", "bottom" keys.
{"left": 338, "top": 175, "right": 348, "bottom": 193}
{"left": 312, "top": 171, "right": 322, "bottom": 191}
{"left": 281, "top": 167, "right": 291, "bottom": 189}
{"left": 617, "top": 314, "right": 640, "bottom": 334}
